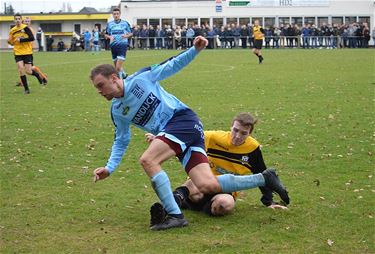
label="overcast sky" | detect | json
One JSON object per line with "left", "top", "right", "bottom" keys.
{"left": 1, "top": 0, "right": 121, "bottom": 13}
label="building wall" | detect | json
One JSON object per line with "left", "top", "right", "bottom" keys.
{"left": 120, "top": 0, "right": 374, "bottom": 28}
{"left": 0, "top": 14, "right": 110, "bottom": 50}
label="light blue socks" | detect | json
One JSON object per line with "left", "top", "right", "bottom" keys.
{"left": 118, "top": 69, "right": 126, "bottom": 79}
{"left": 217, "top": 173, "right": 265, "bottom": 193}
{"left": 151, "top": 170, "right": 181, "bottom": 215}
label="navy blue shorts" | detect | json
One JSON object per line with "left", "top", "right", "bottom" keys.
{"left": 111, "top": 43, "right": 128, "bottom": 61}
{"left": 156, "top": 109, "right": 208, "bottom": 172}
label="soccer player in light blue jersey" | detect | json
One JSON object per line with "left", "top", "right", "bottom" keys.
{"left": 90, "top": 36, "right": 289, "bottom": 231}
{"left": 105, "top": 7, "right": 132, "bottom": 79}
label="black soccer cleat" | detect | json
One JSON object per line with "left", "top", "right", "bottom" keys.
{"left": 24, "top": 89, "right": 30, "bottom": 94}
{"left": 42, "top": 78, "right": 48, "bottom": 86}
{"left": 150, "top": 215, "right": 188, "bottom": 231}
{"left": 262, "top": 169, "right": 289, "bottom": 205}
{"left": 259, "top": 55, "right": 264, "bottom": 64}
{"left": 150, "top": 202, "right": 166, "bottom": 227}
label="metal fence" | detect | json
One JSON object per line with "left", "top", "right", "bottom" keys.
{"left": 126, "top": 35, "right": 373, "bottom": 50}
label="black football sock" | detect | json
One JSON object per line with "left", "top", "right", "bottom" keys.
{"left": 32, "top": 70, "right": 43, "bottom": 84}
{"left": 20, "top": 75, "right": 29, "bottom": 91}
{"left": 173, "top": 186, "right": 190, "bottom": 208}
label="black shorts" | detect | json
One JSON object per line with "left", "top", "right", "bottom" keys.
{"left": 182, "top": 193, "right": 234, "bottom": 216}
{"left": 15, "top": 54, "right": 33, "bottom": 64}
{"left": 182, "top": 194, "right": 216, "bottom": 215}
{"left": 254, "top": 40, "right": 263, "bottom": 50}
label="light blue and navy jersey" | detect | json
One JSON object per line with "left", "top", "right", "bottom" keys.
{"left": 106, "top": 19, "right": 132, "bottom": 47}
{"left": 93, "top": 31, "right": 99, "bottom": 42}
{"left": 105, "top": 46, "right": 199, "bottom": 173}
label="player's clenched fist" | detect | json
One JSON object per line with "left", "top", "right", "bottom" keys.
{"left": 193, "top": 36, "right": 208, "bottom": 52}
{"left": 93, "top": 167, "right": 110, "bottom": 182}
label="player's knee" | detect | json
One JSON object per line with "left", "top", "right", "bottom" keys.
{"left": 139, "top": 154, "right": 154, "bottom": 169}
{"left": 211, "top": 196, "right": 235, "bottom": 216}
{"left": 17, "top": 67, "right": 24, "bottom": 74}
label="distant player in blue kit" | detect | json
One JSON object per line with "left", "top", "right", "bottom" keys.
{"left": 105, "top": 7, "right": 132, "bottom": 78}
{"left": 90, "top": 36, "right": 289, "bottom": 231}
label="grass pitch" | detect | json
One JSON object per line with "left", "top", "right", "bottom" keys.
{"left": 0, "top": 48, "right": 374, "bottom": 253}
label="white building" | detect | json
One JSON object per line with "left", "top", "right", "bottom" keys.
{"left": 120, "top": 0, "right": 374, "bottom": 29}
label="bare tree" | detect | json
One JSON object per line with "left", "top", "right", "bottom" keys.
{"left": 61, "top": 2, "right": 66, "bottom": 12}
{"left": 5, "top": 3, "right": 15, "bottom": 14}
{"left": 67, "top": 3, "right": 73, "bottom": 12}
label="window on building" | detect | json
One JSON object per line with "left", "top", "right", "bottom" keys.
{"left": 304, "top": 17, "right": 315, "bottom": 25}
{"left": 136, "top": 19, "right": 147, "bottom": 26}
{"left": 40, "top": 23, "right": 62, "bottom": 32}
{"left": 264, "top": 17, "right": 275, "bottom": 28}
{"left": 188, "top": 18, "right": 198, "bottom": 26}
{"left": 227, "top": 17, "right": 237, "bottom": 26}
{"left": 213, "top": 18, "right": 224, "bottom": 27}
{"left": 252, "top": 17, "right": 262, "bottom": 26}
{"left": 162, "top": 18, "right": 172, "bottom": 28}
{"left": 291, "top": 17, "right": 303, "bottom": 26}
{"left": 239, "top": 17, "right": 250, "bottom": 26}
{"left": 74, "top": 24, "right": 81, "bottom": 34}
{"left": 94, "top": 23, "right": 101, "bottom": 31}
{"left": 345, "top": 16, "right": 356, "bottom": 24}
{"left": 279, "top": 17, "right": 290, "bottom": 25}
{"left": 175, "top": 18, "right": 186, "bottom": 27}
{"left": 358, "top": 16, "right": 370, "bottom": 25}
{"left": 317, "top": 17, "right": 329, "bottom": 27}
{"left": 201, "top": 18, "right": 210, "bottom": 27}
{"left": 332, "top": 17, "right": 343, "bottom": 25}
{"left": 149, "top": 19, "right": 160, "bottom": 27}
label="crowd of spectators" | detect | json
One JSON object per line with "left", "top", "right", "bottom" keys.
{"left": 125, "top": 22, "right": 373, "bottom": 50}
{"left": 66, "top": 21, "right": 373, "bottom": 51}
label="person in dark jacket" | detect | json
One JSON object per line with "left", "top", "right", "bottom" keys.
{"left": 240, "top": 25, "right": 248, "bottom": 49}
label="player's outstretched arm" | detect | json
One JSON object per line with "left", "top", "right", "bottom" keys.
{"left": 193, "top": 35, "right": 208, "bottom": 52}
{"left": 150, "top": 39, "right": 205, "bottom": 82}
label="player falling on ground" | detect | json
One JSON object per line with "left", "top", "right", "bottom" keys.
{"left": 252, "top": 19, "right": 265, "bottom": 64}
{"left": 105, "top": 7, "right": 133, "bottom": 79}
{"left": 12, "top": 15, "right": 48, "bottom": 88}
{"left": 147, "top": 112, "right": 288, "bottom": 224}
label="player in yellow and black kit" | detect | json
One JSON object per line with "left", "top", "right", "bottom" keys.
{"left": 8, "top": 13, "right": 47, "bottom": 94}
{"left": 148, "top": 113, "right": 289, "bottom": 223}
{"left": 252, "top": 19, "right": 265, "bottom": 64}
{"left": 14, "top": 16, "right": 48, "bottom": 88}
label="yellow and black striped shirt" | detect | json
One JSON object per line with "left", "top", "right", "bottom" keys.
{"left": 253, "top": 25, "right": 264, "bottom": 40}
{"left": 8, "top": 24, "right": 34, "bottom": 56}
{"left": 204, "top": 130, "right": 266, "bottom": 176}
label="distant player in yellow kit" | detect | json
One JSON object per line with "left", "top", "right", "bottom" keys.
{"left": 252, "top": 19, "right": 265, "bottom": 64}
{"left": 8, "top": 13, "right": 47, "bottom": 94}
